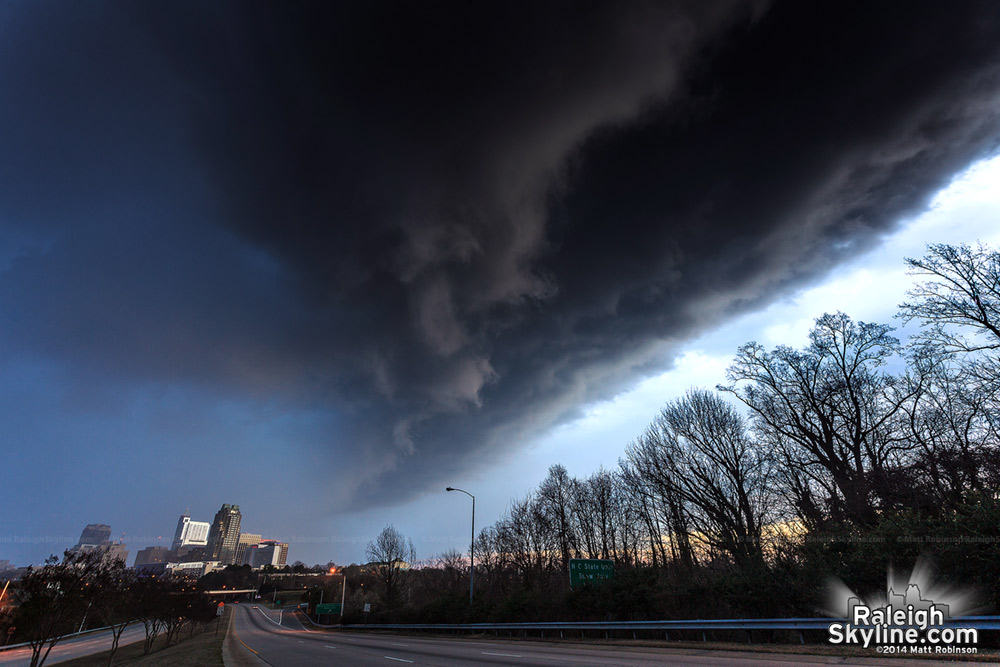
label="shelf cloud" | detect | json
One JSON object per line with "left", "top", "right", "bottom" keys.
{"left": 2, "top": 0, "right": 1000, "bottom": 513}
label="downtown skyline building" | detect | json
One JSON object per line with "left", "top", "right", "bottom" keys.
{"left": 206, "top": 503, "right": 242, "bottom": 565}
{"left": 171, "top": 514, "right": 210, "bottom": 550}
{"left": 70, "top": 523, "right": 128, "bottom": 564}
{"left": 235, "top": 533, "right": 262, "bottom": 565}
{"left": 73, "top": 523, "right": 111, "bottom": 550}
{"left": 248, "top": 540, "right": 289, "bottom": 568}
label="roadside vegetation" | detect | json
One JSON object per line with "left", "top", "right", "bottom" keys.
{"left": 2, "top": 551, "right": 218, "bottom": 667}
{"left": 46, "top": 607, "right": 225, "bottom": 667}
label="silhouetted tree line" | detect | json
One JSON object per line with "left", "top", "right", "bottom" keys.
{"left": 7, "top": 550, "right": 218, "bottom": 667}
{"left": 359, "top": 243, "right": 1000, "bottom": 626}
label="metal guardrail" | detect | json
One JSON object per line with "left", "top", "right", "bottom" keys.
{"left": 339, "top": 616, "right": 1000, "bottom": 635}
{"left": 298, "top": 602, "right": 347, "bottom": 629}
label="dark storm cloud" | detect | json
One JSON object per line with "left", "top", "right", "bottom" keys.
{"left": 3, "top": 1, "right": 1000, "bottom": 506}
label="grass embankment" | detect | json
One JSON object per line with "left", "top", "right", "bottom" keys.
{"left": 56, "top": 608, "right": 228, "bottom": 667}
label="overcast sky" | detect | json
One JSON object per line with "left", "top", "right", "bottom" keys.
{"left": 3, "top": 0, "right": 1000, "bottom": 567}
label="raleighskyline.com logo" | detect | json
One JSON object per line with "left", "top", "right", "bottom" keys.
{"left": 826, "top": 561, "right": 980, "bottom": 655}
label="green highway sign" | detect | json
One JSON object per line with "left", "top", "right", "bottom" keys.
{"left": 316, "top": 603, "right": 342, "bottom": 614}
{"left": 569, "top": 558, "right": 614, "bottom": 589}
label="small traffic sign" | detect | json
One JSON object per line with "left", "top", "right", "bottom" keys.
{"left": 569, "top": 558, "right": 615, "bottom": 589}
{"left": 316, "top": 603, "right": 342, "bottom": 614}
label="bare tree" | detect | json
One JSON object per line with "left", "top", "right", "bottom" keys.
{"left": 88, "top": 557, "right": 135, "bottom": 666}
{"left": 422, "top": 549, "right": 467, "bottom": 597}
{"left": 537, "top": 464, "right": 577, "bottom": 572}
{"left": 571, "top": 475, "right": 600, "bottom": 560}
{"left": 623, "top": 430, "right": 696, "bottom": 569}
{"left": 365, "top": 525, "right": 416, "bottom": 607}
{"left": 655, "top": 389, "right": 776, "bottom": 565}
{"left": 618, "top": 458, "right": 673, "bottom": 568}
{"left": 494, "top": 494, "right": 559, "bottom": 590}
{"left": 900, "top": 243, "right": 1000, "bottom": 359}
{"left": 721, "top": 313, "right": 917, "bottom": 526}
{"left": 473, "top": 526, "right": 506, "bottom": 598}
{"left": 609, "top": 472, "right": 645, "bottom": 565}
{"left": 12, "top": 552, "right": 97, "bottom": 667}
{"left": 134, "top": 577, "right": 166, "bottom": 655}
{"left": 899, "top": 242, "right": 1000, "bottom": 475}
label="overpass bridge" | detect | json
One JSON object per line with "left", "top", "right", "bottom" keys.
{"left": 203, "top": 588, "right": 257, "bottom": 598}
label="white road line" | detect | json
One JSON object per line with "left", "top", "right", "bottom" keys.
{"left": 325, "top": 645, "right": 338, "bottom": 649}
{"left": 383, "top": 657, "right": 413, "bottom": 663}
{"left": 483, "top": 652, "right": 522, "bottom": 657}
{"left": 253, "top": 607, "right": 283, "bottom": 627}
{"left": 390, "top": 642, "right": 409, "bottom": 646}
{"left": 525, "top": 656, "right": 577, "bottom": 663}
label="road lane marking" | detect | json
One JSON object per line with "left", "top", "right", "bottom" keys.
{"left": 483, "top": 652, "right": 522, "bottom": 657}
{"left": 253, "top": 607, "right": 283, "bottom": 627}
{"left": 391, "top": 642, "right": 409, "bottom": 646}
{"left": 384, "top": 657, "right": 413, "bottom": 663}
{"left": 325, "top": 645, "right": 337, "bottom": 649}
{"left": 232, "top": 627, "right": 260, "bottom": 656}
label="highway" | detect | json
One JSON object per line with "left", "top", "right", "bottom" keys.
{"left": 0, "top": 623, "right": 147, "bottom": 667}
{"left": 229, "top": 605, "right": 973, "bottom": 666}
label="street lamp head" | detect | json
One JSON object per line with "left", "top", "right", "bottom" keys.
{"left": 446, "top": 487, "right": 455, "bottom": 492}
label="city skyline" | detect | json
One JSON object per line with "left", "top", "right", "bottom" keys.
{"left": 41, "top": 506, "right": 294, "bottom": 573}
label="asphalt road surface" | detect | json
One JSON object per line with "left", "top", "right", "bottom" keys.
{"left": 0, "top": 623, "right": 147, "bottom": 667}
{"left": 230, "top": 606, "right": 977, "bottom": 666}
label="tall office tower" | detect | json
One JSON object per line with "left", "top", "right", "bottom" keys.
{"left": 275, "top": 541, "right": 288, "bottom": 567}
{"left": 207, "top": 504, "right": 242, "bottom": 564}
{"left": 171, "top": 514, "right": 211, "bottom": 550}
{"left": 235, "top": 533, "right": 262, "bottom": 565}
{"left": 73, "top": 524, "right": 112, "bottom": 550}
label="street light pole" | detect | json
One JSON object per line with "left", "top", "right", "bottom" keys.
{"left": 446, "top": 486, "right": 475, "bottom": 606}
{"left": 341, "top": 572, "right": 347, "bottom": 622}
